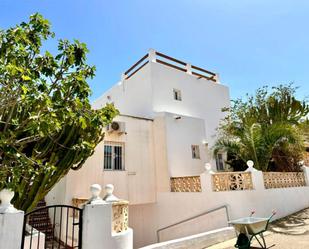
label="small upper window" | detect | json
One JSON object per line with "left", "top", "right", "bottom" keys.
{"left": 173, "top": 89, "right": 182, "bottom": 101}
{"left": 191, "top": 145, "right": 200, "bottom": 159}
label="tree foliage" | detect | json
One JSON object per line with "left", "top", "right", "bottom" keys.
{"left": 214, "top": 84, "right": 308, "bottom": 172}
{"left": 0, "top": 13, "right": 118, "bottom": 211}
{"left": 299, "top": 119, "right": 309, "bottom": 143}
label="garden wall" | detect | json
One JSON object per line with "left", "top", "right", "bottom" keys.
{"left": 130, "top": 166, "right": 309, "bottom": 248}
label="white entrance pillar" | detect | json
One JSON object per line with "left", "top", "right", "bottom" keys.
{"left": 0, "top": 189, "right": 24, "bottom": 249}
{"left": 82, "top": 184, "right": 133, "bottom": 249}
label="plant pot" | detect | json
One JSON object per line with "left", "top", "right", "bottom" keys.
{"left": 0, "top": 188, "right": 16, "bottom": 213}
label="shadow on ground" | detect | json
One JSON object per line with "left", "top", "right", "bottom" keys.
{"left": 270, "top": 208, "right": 309, "bottom": 235}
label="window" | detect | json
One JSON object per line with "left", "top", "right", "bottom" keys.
{"left": 216, "top": 153, "right": 225, "bottom": 171}
{"left": 104, "top": 142, "right": 124, "bottom": 170}
{"left": 191, "top": 145, "right": 200, "bottom": 159}
{"left": 173, "top": 89, "right": 182, "bottom": 101}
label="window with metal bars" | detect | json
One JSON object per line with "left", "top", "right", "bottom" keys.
{"left": 191, "top": 145, "right": 200, "bottom": 159}
{"left": 173, "top": 89, "right": 182, "bottom": 101}
{"left": 104, "top": 142, "right": 124, "bottom": 170}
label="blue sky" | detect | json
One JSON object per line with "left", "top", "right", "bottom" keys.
{"left": 1, "top": 0, "right": 308, "bottom": 101}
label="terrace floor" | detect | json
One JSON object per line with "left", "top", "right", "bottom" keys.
{"left": 209, "top": 208, "right": 309, "bottom": 249}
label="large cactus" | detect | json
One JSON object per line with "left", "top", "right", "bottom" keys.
{"left": 0, "top": 13, "right": 118, "bottom": 212}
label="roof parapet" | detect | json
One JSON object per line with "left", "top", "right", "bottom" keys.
{"left": 122, "top": 49, "right": 219, "bottom": 83}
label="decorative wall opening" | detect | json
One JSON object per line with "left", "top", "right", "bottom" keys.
{"left": 112, "top": 201, "right": 129, "bottom": 234}
{"left": 263, "top": 172, "right": 307, "bottom": 189}
{"left": 212, "top": 172, "right": 253, "bottom": 192}
{"left": 170, "top": 176, "right": 202, "bottom": 192}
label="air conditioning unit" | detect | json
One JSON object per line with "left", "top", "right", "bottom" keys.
{"left": 107, "top": 121, "right": 126, "bottom": 134}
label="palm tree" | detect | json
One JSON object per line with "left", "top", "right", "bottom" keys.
{"left": 215, "top": 122, "right": 302, "bottom": 171}
{"left": 215, "top": 84, "right": 308, "bottom": 172}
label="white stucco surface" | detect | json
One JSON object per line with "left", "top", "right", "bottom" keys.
{"left": 0, "top": 211, "right": 24, "bottom": 249}
{"left": 93, "top": 56, "right": 230, "bottom": 165}
{"left": 163, "top": 113, "right": 207, "bottom": 176}
{"left": 47, "top": 115, "right": 156, "bottom": 206}
{"left": 93, "top": 64, "right": 153, "bottom": 118}
{"left": 150, "top": 61, "right": 229, "bottom": 149}
{"left": 82, "top": 202, "right": 133, "bottom": 249}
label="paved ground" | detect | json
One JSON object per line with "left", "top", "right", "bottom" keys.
{"left": 209, "top": 208, "right": 309, "bottom": 249}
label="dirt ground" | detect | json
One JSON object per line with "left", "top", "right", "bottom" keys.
{"left": 208, "top": 208, "right": 309, "bottom": 249}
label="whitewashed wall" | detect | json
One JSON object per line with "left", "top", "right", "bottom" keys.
{"left": 89, "top": 57, "right": 230, "bottom": 191}
{"left": 93, "top": 58, "right": 230, "bottom": 169}
{"left": 163, "top": 112, "right": 207, "bottom": 176}
{"left": 47, "top": 115, "right": 156, "bottom": 206}
{"left": 150, "top": 61, "right": 230, "bottom": 149}
{"left": 0, "top": 211, "right": 24, "bottom": 249}
{"left": 93, "top": 64, "right": 153, "bottom": 118}
{"left": 83, "top": 202, "right": 133, "bottom": 249}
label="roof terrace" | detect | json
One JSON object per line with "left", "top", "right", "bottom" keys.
{"left": 122, "top": 49, "right": 219, "bottom": 83}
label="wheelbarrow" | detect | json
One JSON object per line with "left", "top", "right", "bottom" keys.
{"left": 229, "top": 210, "right": 276, "bottom": 249}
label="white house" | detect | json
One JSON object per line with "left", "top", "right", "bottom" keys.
{"left": 39, "top": 49, "right": 309, "bottom": 249}
{"left": 47, "top": 49, "right": 231, "bottom": 247}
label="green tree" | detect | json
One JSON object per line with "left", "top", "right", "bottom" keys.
{"left": 215, "top": 84, "right": 308, "bottom": 172}
{"left": 0, "top": 13, "right": 118, "bottom": 211}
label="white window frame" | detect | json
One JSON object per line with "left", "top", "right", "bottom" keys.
{"left": 191, "top": 145, "right": 200, "bottom": 159}
{"left": 104, "top": 141, "right": 125, "bottom": 171}
{"left": 173, "top": 89, "right": 182, "bottom": 101}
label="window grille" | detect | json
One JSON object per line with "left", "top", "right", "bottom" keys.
{"left": 173, "top": 89, "right": 182, "bottom": 101}
{"left": 104, "top": 141, "right": 125, "bottom": 170}
{"left": 191, "top": 145, "right": 200, "bottom": 159}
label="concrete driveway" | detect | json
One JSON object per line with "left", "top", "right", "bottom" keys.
{"left": 208, "top": 208, "right": 309, "bottom": 249}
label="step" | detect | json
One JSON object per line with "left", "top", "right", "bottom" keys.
{"left": 140, "top": 227, "right": 236, "bottom": 249}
